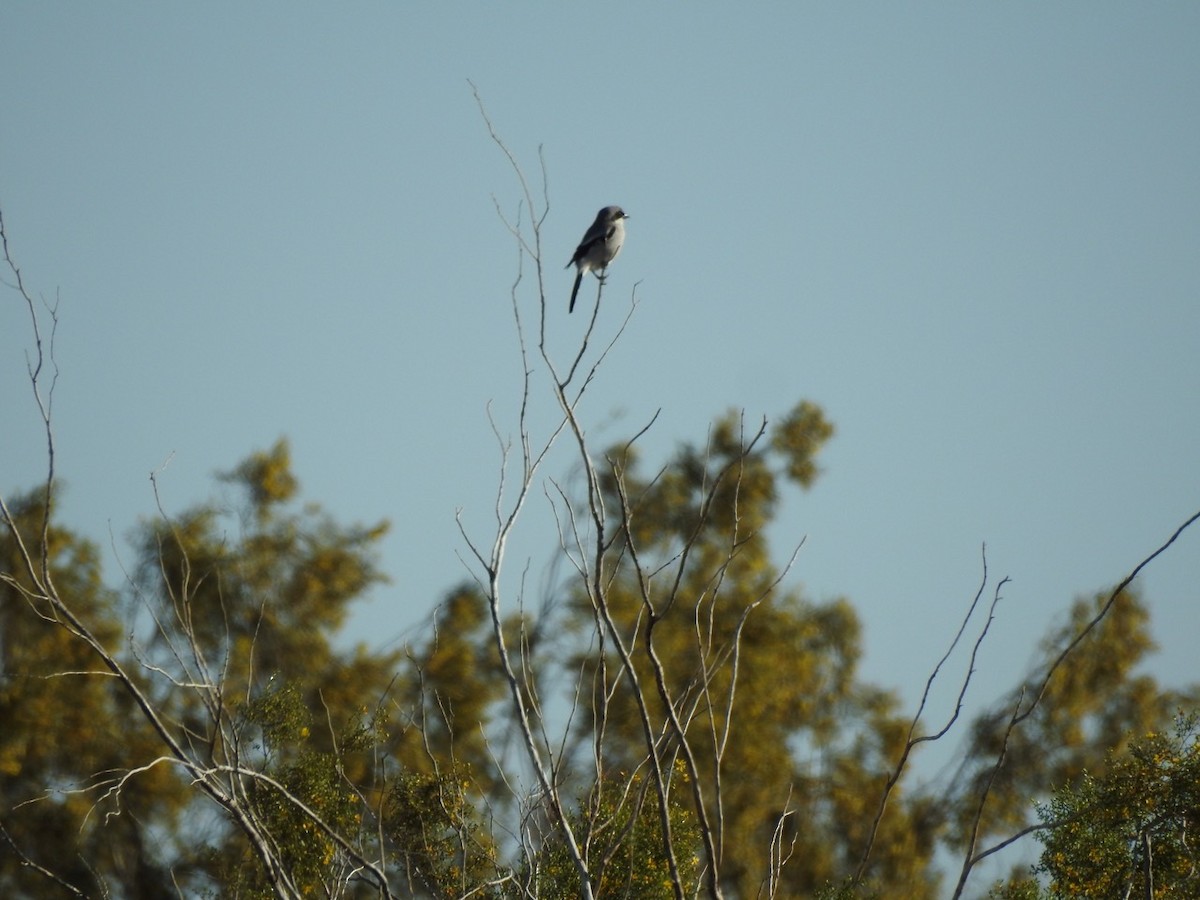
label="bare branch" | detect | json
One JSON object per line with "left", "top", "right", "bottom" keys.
{"left": 854, "top": 549, "right": 1007, "bottom": 881}
{"left": 0, "top": 821, "right": 88, "bottom": 898}
{"left": 949, "top": 508, "right": 1200, "bottom": 896}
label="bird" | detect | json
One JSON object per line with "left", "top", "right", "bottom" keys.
{"left": 567, "top": 206, "right": 629, "bottom": 313}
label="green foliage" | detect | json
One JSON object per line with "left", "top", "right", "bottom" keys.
{"left": 4, "top": 418, "right": 1196, "bottom": 899}
{"left": 770, "top": 399, "right": 835, "bottom": 488}
{"left": 571, "top": 402, "right": 941, "bottom": 897}
{"left": 986, "top": 878, "right": 1044, "bottom": 899}
{"left": 948, "top": 589, "right": 1194, "bottom": 847}
{"left": 0, "top": 488, "right": 189, "bottom": 897}
{"left": 224, "top": 440, "right": 300, "bottom": 515}
{"left": 385, "top": 765, "right": 500, "bottom": 899}
{"left": 2, "top": 447, "right": 416, "bottom": 898}
{"left": 521, "top": 766, "right": 703, "bottom": 900}
{"left": 817, "top": 878, "right": 883, "bottom": 900}
{"left": 1033, "top": 713, "right": 1200, "bottom": 898}
{"left": 396, "top": 585, "right": 507, "bottom": 785}
{"left": 216, "top": 684, "right": 372, "bottom": 898}
{"left": 138, "top": 437, "right": 393, "bottom": 697}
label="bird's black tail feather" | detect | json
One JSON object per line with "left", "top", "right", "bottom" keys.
{"left": 569, "top": 270, "right": 584, "bottom": 313}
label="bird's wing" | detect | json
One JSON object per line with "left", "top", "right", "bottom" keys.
{"left": 569, "top": 227, "right": 608, "bottom": 266}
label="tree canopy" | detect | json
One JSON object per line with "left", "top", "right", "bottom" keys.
{"left": 3, "top": 422, "right": 1196, "bottom": 899}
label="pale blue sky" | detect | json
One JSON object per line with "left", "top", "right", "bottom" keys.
{"left": 3, "top": 0, "right": 1198, "bottom": 844}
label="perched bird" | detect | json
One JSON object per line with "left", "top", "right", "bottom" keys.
{"left": 567, "top": 206, "right": 629, "bottom": 313}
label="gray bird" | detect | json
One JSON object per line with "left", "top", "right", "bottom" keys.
{"left": 567, "top": 206, "right": 629, "bottom": 313}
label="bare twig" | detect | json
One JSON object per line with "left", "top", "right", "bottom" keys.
{"left": 854, "top": 548, "right": 1007, "bottom": 881}
{"left": 949, "top": 508, "right": 1200, "bottom": 897}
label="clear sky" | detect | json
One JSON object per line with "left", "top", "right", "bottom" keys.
{"left": 3, "top": 0, "right": 1198, "bottom": 849}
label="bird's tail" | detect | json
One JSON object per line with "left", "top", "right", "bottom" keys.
{"left": 569, "top": 269, "right": 584, "bottom": 313}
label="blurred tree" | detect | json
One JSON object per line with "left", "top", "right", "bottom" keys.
{"left": 4, "top": 430, "right": 1196, "bottom": 899}
{"left": 131, "top": 439, "right": 511, "bottom": 894}
{"left": 946, "top": 589, "right": 1198, "bottom": 851}
{"left": 0, "top": 488, "right": 189, "bottom": 898}
{"left": 135, "top": 439, "right": 394, "bottom": 721}
{"left": 395, "top": 583, "right": 508, "bottom": 786}
{"left": 537, "top": 402, "right": 944, "bottom": 898}
{"left": 2, "top": 443, "right": 507, "bottom": 898}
